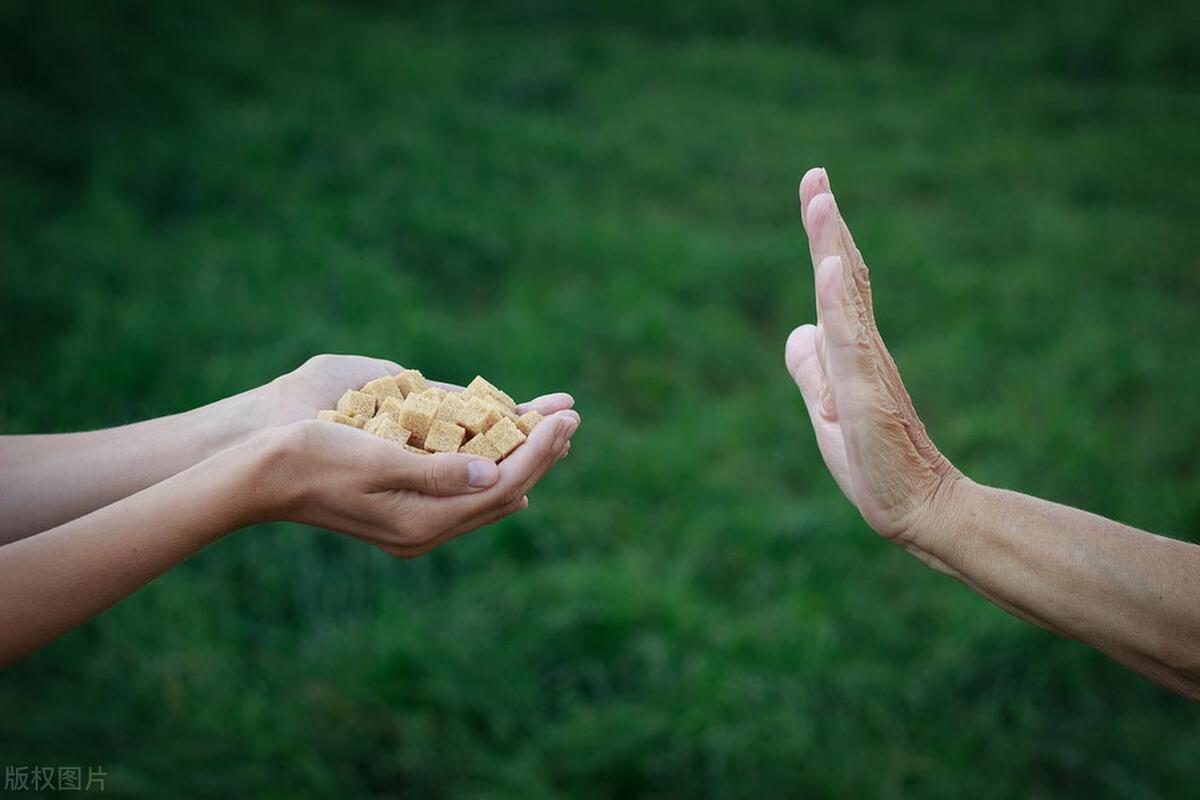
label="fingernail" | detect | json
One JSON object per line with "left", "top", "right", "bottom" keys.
{"left": 468, "top": 459, "right": 499, "bottom": 487}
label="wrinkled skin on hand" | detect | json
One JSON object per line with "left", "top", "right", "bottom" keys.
{"left": 785, "top": 168, "right": 961, "bottom": 544}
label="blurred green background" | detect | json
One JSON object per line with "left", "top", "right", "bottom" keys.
{"left": 2, "top": 0, "right": 1198, "bottom": 796}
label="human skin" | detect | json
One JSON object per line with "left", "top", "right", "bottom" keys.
{"left": 0, "top": 355, "right": 578, "bottom": 665}
{"left": 785, "top": 167, "right": 1200, "bottom": 701}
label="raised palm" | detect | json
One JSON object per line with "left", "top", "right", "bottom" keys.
{"left": 785, "top": 169, "right": 959, "bottom": 542}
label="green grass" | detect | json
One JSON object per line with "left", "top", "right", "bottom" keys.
{"left": 1, "top": 1, "right": 1198, "bottom": 796}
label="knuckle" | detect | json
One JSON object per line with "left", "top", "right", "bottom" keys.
{"left": 304, "top": 353, "right": 336, "bottom": 369}
{"left": 421, "top": 463, "right": 446, "bottom": 494}
{"left": 277, "top": 419, "right": 320, "bottom": 456}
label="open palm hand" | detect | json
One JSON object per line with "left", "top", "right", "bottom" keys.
{"left": 785, "top": 169, "right": 960, "bottom": 543}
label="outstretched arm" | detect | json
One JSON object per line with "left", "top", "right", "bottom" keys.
{"left": 784, "top": 167, "right": 1200, "bottom": 700}
{"left": 0, "top": 386, "right": 266, "bottom": 546}
{"left": 0, "top": 407, "right": 579, "bottom": 666}
{"left": 0, "top": 354, "right": 562, "bottom": 545}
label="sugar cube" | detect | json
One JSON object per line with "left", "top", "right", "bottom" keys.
{"left": 460, "top": 432, "right": 502, "bottom": 461}
{"left": 400, "top": 391, "right": 440, "bottom": 444}
{"left": 336, "top": 389, "right": 376, "bottom": 421}
{"left": 395, "top": 369, "right": 428, "bottom": 397}
{"left": 317, "top": 409, "right": 364, "bottom": 428}
{"left": 376, "top": 396, "right": 405, "bottom": 422}
{"left": 361, "top": 375, "right": 404, "bottom": 404}
{"left": 435, "top": 393, "right": 468, "bottom": 425}
{"left": 424, "top": 419, "right": 466, "bottom": 453}
{"left": 364, "top": 414, "right": 412, "bottom": 445}
{"left": 516, "top": 410, "right": 543, "bottom": 435}
{"left": 463, "top": 375, "right": 516, "bottom": 412}
{"left": 459, "top": 396, "right": 502, "bottom": 436}
{"left": 484, "top": 416, "right": 526, "bottom": 458}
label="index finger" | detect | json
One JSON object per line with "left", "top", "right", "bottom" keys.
{"left": 805, "top": 187, "right": 875, "bottom": 323}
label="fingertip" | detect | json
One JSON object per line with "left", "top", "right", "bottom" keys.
{"left": 785, "top": 324, "right": 818, "bottom": 374}
{"left": 799, "top": 165, "right": 827, "bottom": 188}
{"left": 798, "top": 167, "right": 830, "bottom": 214}
{"left": 805, "top": 191, "right": 837, "bottom": 236}
{"left": 558, "top": 410, "right": 580, "bottom": 439}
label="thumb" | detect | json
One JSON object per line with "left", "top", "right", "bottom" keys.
{"left": 394, "top": 452, "right": 500, "bottom": 496}
{"left": 785, "top": 324, "right": 821, "bottom": 400}
{"left": 786, "top": 324, "right": 835, "bottom": 421}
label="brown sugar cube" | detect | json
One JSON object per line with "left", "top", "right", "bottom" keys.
{"left": 435, "top": 393, "right": 468, "bottom": 425}
{"left": 317, "top": 409, "right": 364, "bottom": 428}
{"left": 376, "top": 396, "right": 405, "bottom": 422}
{"left": 484, "top": 416, "right": 526, "bottom": 459}
{"left": 516, "top": 410, "right": 543, "bottom": 435}
{"left": 364, "top": 414, "right": 412, "bottom": 446}
{"left": 463, "top": 375, "right": 517, "bottom": 412}
{"left": 459, "top": 396, "right": 502, "bottom": 436}
{"left": 423, "top": 419, "right": 466, "bottom": 453}
{"left": 361, "top": 375, "right": 404, "bottom": 404}
{"left": 400, "top": 391, "right": 440, "bottom": 445}
{"left": 336, "top": 389, "right": 376, "bottom": 421}
{"left": 484, "top": 396, "right": 520, "bottom": 423}
{"left": 394, "top": 369, "right": 428, "bottom": 397}
{"left": 460, "top": 432, "right": 502, "bottom": 461}
{"left": 404, "top": 444, "right": 431, "bottom": 455}
{"left": 420, "top": 386, "right": 448, "bottom": 403}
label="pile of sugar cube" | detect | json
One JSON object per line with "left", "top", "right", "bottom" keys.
{"left": 316, "top": 370, "right": 542, "bottom": 461}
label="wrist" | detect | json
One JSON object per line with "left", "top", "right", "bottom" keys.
{"left": 903, "top": 472, "right": 984, "bottom": 576}
{"left": 213, "top": 424, "right": 300, "bottom": 527}
{"left": 190, "top": 383, "right": 274, "bottom": 459}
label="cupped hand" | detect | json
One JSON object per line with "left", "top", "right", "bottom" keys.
{"left": 785, "top": 168, "right": 961, "bottom": 543}
{"left": 256, "top": 407, "right": 579, "bottom": 557}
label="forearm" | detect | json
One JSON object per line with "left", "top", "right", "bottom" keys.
{"left": 0, "top": 385, "right": 269, "bottom": 545}
{"left": 0, "top": 439, "right": 268, "bottom": 666}
{"left": 918, "top": 480, "right": 1200, "bottom": 699}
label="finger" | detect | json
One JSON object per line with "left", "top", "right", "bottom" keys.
{"left": 798, "top": 166, "right": 830, "bottom": 234}
{"left": 816, "top": 255, "right": 898, "bottom": 435}
{"left": 807, "top": 189, "right": 926, "bottom": 428}
{"left": 518, "top": 392, "right": 575, "bottom": 415}
{"left": 805, "top": 189, "right": 875, "bottom": 322}
{"left": 385, "top": 451, "right": 501, "bottom": 496}
{"left": 785, "top": 324, "right": 836, "bottom": 422}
